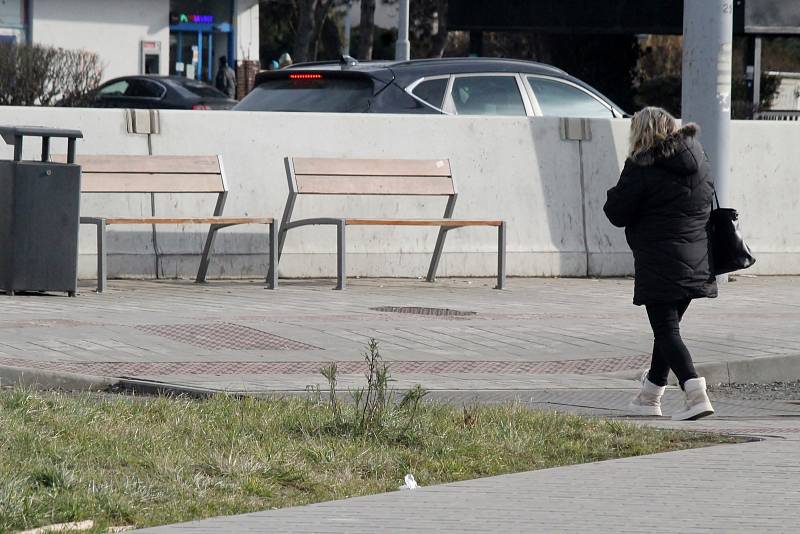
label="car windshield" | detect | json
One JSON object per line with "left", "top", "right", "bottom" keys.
{"left": 173, "top": 79, "right": 229, "bottom": 99}
{"left": 235, "top": 77, "right": 373, "bottom": 112}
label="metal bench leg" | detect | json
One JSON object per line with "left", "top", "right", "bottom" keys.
{"left": 95, "top": 219, "right": 106, "bottom": 293}
{"left": 96, "top": 219, "right": 107, "bottom": 293}
{"left": 496, "top": 222, "right": 506, "bottom": 290}
{"left": 426, "top": 227, "right": 451, "bottom": 282}
{"left": 196, "top": 224, "right": 221, "bottom": 283}
{"left": 266, "top": 220, "right": 277, "bottom": 289}
{"left": 336, "top": 219, "right": 346, "bottom": 290}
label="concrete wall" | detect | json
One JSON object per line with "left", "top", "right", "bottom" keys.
{"left": 31, "top": 0, "right": 170, "bottom": 80}
{"left": 0, "top": 106, "right": 796, "bottom": 280}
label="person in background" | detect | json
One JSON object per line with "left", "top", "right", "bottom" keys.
{"left": 269, "top": 59, "right": 280, "bottom": 70}
{"left": 603, "top": 106, "right": 717, "bottom": 421}
{"left": 215, "top": 56, "right": 236, "bottom": 98}
{"left": 278, "top": 52, "right": 293, "bottom": 68}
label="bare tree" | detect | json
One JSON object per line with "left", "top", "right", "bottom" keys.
{"left": 429, "top": 0, "right": 449, "bottom": 58}
{"left": 0, "top": 43, "right": 102, "bottom": 106}
{"left": 293, "top": 0, "right": 318, "bottom": 62}
{"left": 292, "top": 0, "right": 342, "bottom": 62}
{"left": 58, "top": 50, "right": 104, "bottom": 106}
{"left": 402, "top": 0, "right": 451, "bottom": 58}
{"left": 357, "top": 0, "right": 376, "bottom": 60}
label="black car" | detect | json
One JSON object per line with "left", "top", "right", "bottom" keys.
{"left": 234, "top": 57, "right": 626, "bottom": 118}
{"left": 89, "top": 75, "right": 237, "bottom": 110}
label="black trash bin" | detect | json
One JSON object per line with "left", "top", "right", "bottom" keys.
{"left": 0, "top": 126, "right": 84, "bottom": 297}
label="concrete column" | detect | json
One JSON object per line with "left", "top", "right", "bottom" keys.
{"left": 682, "top": 0, "right": 733, "bottom": 205}
{"left": 682, "top": 0, "right": 733, "bottom": 281}
{"left": 395, "top": 0, "right": 410, "bottom": 61}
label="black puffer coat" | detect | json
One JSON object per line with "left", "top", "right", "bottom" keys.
{"left": 603, "top": 123, "right": 718, "bottom": 306}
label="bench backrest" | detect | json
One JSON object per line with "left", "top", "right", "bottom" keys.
{"left": 58, "top": 155, "right": 226, "bottom": 193}
{"left": 288, "top": 157, "right": 455, "bottom": 196}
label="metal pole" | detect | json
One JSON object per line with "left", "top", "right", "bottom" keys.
{"left": 395, "top": 0, "right": 410, "bottom": 61}
{"left": 752, "top": 36, "right": 762, "bottom": 114}
{"left": 681, "top": 0, "right": 733, "bottom": 283}
{"left": 343, "top": 0, "right": 352, "bottom": 55}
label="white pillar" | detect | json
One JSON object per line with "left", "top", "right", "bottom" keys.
{"left": 681, "top": 0, "right": 732, "bottom": 282}
{"left": 234, "top": 0, "right": 260, "bottom": 62}
{"left": 395, "top": 0, "right": 410, "bottom": 61}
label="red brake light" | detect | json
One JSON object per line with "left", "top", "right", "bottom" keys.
{"left": 192, "top": 104, "right": 211, "bottom": 110}
{"left": 289, "top": 73, "right": 323, "bottom": 80}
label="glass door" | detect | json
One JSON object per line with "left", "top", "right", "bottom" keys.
{"left": 170, "top": 31, "right": 217, "bottom": 82}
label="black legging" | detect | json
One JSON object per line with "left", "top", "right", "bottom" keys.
{"left": 645, "top": 299, "right": 699, "bottom": 389}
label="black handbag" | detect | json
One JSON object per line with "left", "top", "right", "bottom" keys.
{"left": 709, "top": 191, "right": 756, "bottom": 275}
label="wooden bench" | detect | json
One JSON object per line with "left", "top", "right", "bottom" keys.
{"left": 274, "top": 157, "right": 506, "bottom": 289}
{"left": 74, "top": 155, "right": 276, "bottom": 292}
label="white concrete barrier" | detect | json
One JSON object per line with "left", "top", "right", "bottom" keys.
{"left": 581, "top": 119, "right": 800, "bottom": 277}
{"left": 0, "top": 107, "right": 796, "bottom": 279}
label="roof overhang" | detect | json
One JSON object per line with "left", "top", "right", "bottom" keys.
{"left": 449, "top": 0, "right": 800, "bottom": 36}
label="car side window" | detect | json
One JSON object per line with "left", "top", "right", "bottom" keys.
{"left": 449, "top": 76, "right": 525, "bottom": 116}
{"left": 126, "top": 80, "right": 165, "bottom": 99}
{"left": 526, "top": 77, "right": 612, "bottom": 118}
{"left": 412, "top": 78, "right": 447, "bottom": 109}
{"left": 98, "top": 81, "right": 129, "bottom": 96}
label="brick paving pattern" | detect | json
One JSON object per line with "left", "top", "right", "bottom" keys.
{"left": 133, "top": 323, "right": 322, "bottom": 351}
{"left": 0, "top": 354, "right": 650, "bottom": 377}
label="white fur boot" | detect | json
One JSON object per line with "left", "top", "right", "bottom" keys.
{"left": 628, "top": 370, "right": 666, "bottom": 416}
{"left": 672, "top": 377, "right": 715, "bottom": 421}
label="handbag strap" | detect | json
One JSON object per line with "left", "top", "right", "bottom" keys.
{"left": 711, "top": 182, "right": 721, "bottom": 209}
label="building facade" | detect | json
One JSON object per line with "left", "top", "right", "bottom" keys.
{"left": 2, "top": 0, "right": 259, "bottom": 84}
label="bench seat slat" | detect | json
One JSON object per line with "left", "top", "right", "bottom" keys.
{"left": 54, "top": 155, "right": 221, "bottom": 174}
{"left": 102, "top": 217, "right": 273, "bottom": 225}
{"left": 293, "top": 157, "right": 452, "bottom": 177}
{"left": 295, "top": 175, "right": 455, "bottom": 195}
{"left": 82, "top": 173, "right": 225, "bottom": 193}
{"left": 345, "top": 219, "right": 502, "bottom": 226}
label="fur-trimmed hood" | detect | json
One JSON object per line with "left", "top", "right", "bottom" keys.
{"left": 630, "top": 123, "right": 701, "bottom": 172}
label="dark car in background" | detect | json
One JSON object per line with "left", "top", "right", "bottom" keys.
{"left": 89, "top": 75, "right": 237, "bottom": 110}
{"left": 234, "top": 57, "right": 626, "bottom": 118}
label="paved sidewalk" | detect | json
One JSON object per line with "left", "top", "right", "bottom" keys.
{"left": 137, "top": 419, "right": 800, "bottom": 534}
{"left": 2, "top": 276, "right": 799, "bottom": 393}
{"left": 3, "top": 276, "right": 799, "bottom": 532}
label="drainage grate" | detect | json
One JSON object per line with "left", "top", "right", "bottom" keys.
{"left": 134, "top": 323, "right": 322, "bottom": 351}
{"left": 370, "top": 306, "right": 477, "bottom": 317}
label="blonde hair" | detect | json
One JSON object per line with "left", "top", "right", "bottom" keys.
{"left": 629, "top": 107, "right": 678, "bottom": 158}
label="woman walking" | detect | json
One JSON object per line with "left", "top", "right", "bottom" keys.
{"left": 604, "top": 107, "right": 717, "bottom": 421}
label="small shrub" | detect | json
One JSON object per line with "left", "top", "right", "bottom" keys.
{"left": 319, "top": 339, "right": 428, "bottom": 440}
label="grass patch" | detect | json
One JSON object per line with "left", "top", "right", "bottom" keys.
{"left": 2, "top": 340, "right": 740, "bottom": 533}
{"left": 0, "top": 388, "right": 738, "bottom": 533}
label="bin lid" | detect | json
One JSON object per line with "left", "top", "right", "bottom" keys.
{"left": 0, "top": 126, "right": 84, "bottom": 145}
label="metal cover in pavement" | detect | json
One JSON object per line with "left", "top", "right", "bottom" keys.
{"left": 370, "top": 306, "right": 477, "bottom": 317}
{"left": 134, "top": 323, "right": 321, "bottom": 351}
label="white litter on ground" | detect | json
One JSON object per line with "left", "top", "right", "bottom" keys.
{"left": 399, "top": 473, "right": 419, "bottom": 490}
